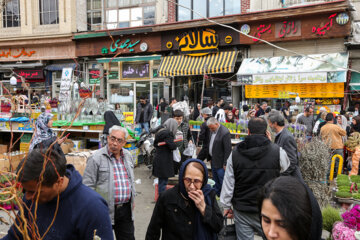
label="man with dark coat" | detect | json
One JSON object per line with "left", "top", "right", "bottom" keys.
{"left": 207, "top": 117, "right": 232, "bottom": 196}
{"left": 197, "top": 107, "right": 212, "bottom": 161}
{"left": 220, "top": 117, "right": 290, "bottom": 240}
{"left": 135, "top": 96, "right": 153, "bottom": 133}
{"left": 212, "top": 98, "right": 224, "bottom": 117}
{"left": 268, "top": 110, "right": 303, "bottom": 180}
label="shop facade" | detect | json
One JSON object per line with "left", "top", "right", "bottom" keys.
{"left": 158, "top": 26, "right": 242, "bottom": 107}
{"left": 0, "top": 36, "right": 76, "bottom": 98}
{"left": 235, "top": 9, "right": 351, "bottom": 112}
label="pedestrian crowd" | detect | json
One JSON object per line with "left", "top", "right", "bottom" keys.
{"left": 6, "top": 96, "right": 360, "bottom": 240}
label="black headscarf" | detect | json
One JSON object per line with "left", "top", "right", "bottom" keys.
{"left": 178, "top": 159, "right": 216, "bottom": 240}
{"left": 103, "top": 111, "right": 121, "bottom": 134}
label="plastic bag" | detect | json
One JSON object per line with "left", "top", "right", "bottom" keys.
{"left": 183, "top": 143, "right": 196, "bottom": 157}
{"left": 173, "top": 148, "right": 181, "bottom": 162}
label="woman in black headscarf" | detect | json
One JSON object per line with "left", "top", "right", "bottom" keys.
{"left": 101, "top": 111, "right": 121, "bottom": 147}
{"left": 258, "top": 176, "right": 322, "bottom": 240}
{"left": 348, "top": 115, "right": 360, "bottom": 136}
{"left": 146, "top": 158, "right": 223, "bottom": 240}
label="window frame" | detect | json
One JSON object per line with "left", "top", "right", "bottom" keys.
{"left": 87, "top": 0, "right": 102, "bottom": 30}
{"left": 104, "top": 0, "right": 156, "bottom": 30}
{"left": 2, "top": 0, "right": 21, "bottom": 28}
{"left": 39, "top": 0, "right": 59, "bottom": 25}
{"left": 176, "top": 0, "right": 240, "bottom": 21}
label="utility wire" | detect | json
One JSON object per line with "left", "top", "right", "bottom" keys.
{"left": 165, "top": 0, "right": 360, "bottom": 74}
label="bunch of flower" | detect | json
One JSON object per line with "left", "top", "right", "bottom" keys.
{"left": 342, "top": 205, "right": 360, "bottom": 230}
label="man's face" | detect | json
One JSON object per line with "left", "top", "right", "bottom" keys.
{"left": 174, "top": 116, "right": 183, "bottom": 126}
{"left": 262, "top": 104, "right": 267, "bottom": 110}
{"left": 22, "top": 179, "right": 63, "bottom": 204}
{"left": 140, "top": 99, "right": 146, "bottom": 105}
{"left": 306, "top": 108, "right": 314, "bottom": 117}
{"left": 208, "top": 123, "right": 219, "bottom": 132}
{"left": 107, "top": 130, "right": 126, "bottom": 154}
{"left": 268, "top": 120, "right": 277, "bottom": 133}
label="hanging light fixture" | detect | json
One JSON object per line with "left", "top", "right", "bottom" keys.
{"left": 10, "top": 76, "right": 17, "bottom": 85}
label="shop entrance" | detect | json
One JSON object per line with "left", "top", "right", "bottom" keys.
{"left": 108, "top": 80, "right": 164, "bottom": 121}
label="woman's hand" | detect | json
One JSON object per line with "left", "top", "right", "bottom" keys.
{"left": 188, "top": 190, "right": 206, "bottom": 216}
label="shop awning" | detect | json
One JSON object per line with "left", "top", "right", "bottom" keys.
{"left": 45, "top": 63, "right": 77, "bottom": 71}
{"left": 350, "top": 72, "right": 360, "bottom": 91}
{"left": 97, "top": 55, "right": 161, "bottom": 63}
{"left": 158, "top": 51, "right": 238, "bottom": 77}
{"left": 237, "top": 52, "right": 349, "bottom": 84}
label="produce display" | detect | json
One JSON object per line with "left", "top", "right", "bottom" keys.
{"left": 0, "top": 173, "right": 22, "bottom": 210}
{"left": 335, "top": 174, "right": 360, "bottom": 199}
{"left": 188, "top": 120, "right": 248, "bottom": 135}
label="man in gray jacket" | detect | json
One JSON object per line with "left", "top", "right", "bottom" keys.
{"left": 268, "top": 110, "right": 303, "bottom": 180}
{"left": 83, "top": 125, "right": 136, "bottom": 240}
{"left": 135, "top": 96, "right": 153, "bottom": 133}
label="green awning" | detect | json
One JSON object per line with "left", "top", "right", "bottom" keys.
{"left": 350, "top": 72, "right": 360, "bottom": 91}
{"left": 97, "top": 55, "right": 161, "bottom": 63}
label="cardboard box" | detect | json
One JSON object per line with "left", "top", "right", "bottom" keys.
{"left": 89, "top": 125, "right": 104, "bottom": 131}
{"left": 0, "top": 144, "right": 8, "bottom": 154}
{"left": 65, "top": 151, "right": 91, "bottom": 175}
{"left": 60, "top": 139, "right": 74, "bottom": 154}
{"left": 0, "top": 158, "right": 10, "bottom": 172}
{"left": 20, "top": 143, "right": 30, "bottom": 152}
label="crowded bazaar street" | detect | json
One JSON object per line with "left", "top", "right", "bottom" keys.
{"left": 2, "top": 0, "right": 360, "bottom": 239}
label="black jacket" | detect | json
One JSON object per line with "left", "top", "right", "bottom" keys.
{"left": 274, "top": 128, "right": 303, "bottom": 180}
{"left": 135, "top": 101, "right": 153, "bottom": 123}
{"left": 145, "top": 185, "right": 223, "bottom": 240}
{"left": 232, "top": 135, "right": 280, "bottom": 213}
{"left": 212, "top": 105, "right": 220, "bottom": 118}
{"left": 153, "top": 128, "right": 177, "bottom": 178}
{"left": 198, "top": 119, "right": 211, "bottom": 161}
{"left": 208, "top": 125, "right": 232, "bottom": 168}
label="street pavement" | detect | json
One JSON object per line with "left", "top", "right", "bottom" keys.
{"left": 0, "top": 164, "right": 264, "bottom": 239}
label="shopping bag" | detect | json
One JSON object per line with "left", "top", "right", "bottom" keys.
{"left": 173, "top": 148, "right": 181, "bottom": 163}
{"left": 218, "top": 216, "right": 236, "bottom": 240}
{"left": 183, "top": 143, "right": 196, "bottom": 157}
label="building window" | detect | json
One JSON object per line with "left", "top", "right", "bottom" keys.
{"left": 105, "top": 0, "right": 156, "bottom": 29}
{"left": 177, "top": 0, "right": 240, "bottom": 21}
{"left": 3, "top": 0, "right": 21, "bottom": 28}
{"left": 39, "top": 0, "right": 59, "bottom": 25}
{"left": 87, "top": 0, "right": 102, "bottom": 30}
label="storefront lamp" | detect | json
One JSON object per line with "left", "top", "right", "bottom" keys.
{"left": 10, "top": 76, "right": 17, "bottom": 85}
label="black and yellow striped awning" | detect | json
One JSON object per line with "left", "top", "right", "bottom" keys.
{"left": 159, "top": 51, "right": 238, "bottom": 77}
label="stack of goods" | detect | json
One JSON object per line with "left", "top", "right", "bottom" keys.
{"left": 65, "top": 150, "right": 94, "bottom": 175}
{"left": 124, "top": 141, "right": 140, "bottom": 166}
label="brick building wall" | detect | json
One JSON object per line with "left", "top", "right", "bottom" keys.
{"left": 241, "top": 0, "right": 251, "bottom": 13}
{"left": 168, "top": 0, "right": 176, "bottom": 23}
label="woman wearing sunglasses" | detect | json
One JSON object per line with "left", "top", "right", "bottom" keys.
{"left": 146, "top": 158, "right": 223, "bottom": 240}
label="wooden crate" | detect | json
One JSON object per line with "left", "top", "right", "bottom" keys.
{"left": 89, "top": 125, "right": 104, "bottom": 131}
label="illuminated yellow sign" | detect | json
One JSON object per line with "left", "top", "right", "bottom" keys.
{"left": 176, "top": 29, "right": 219, "bottom": 56}
{"left": 166, "top": 41, "right": 173, "bottom": 49}
{"left": 245, "top": 83, "right": 344, "bottom": 98}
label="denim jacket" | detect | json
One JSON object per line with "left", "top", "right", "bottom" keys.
{"left": 83, "top": 146, "right": 136, "bottom": 224}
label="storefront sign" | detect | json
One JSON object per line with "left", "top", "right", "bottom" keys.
{"left": 101, "top": 38, "right": 141, "bottom": 55}
{"left": 237, "top": 52, "right": 348, "bottom": 84}
{"left": 121, "top": 62, "right": 150, "bottom": 79}
{"left": 251, "top": 72, "right": 327, "bottom": 85}
{"left": 89, "top": 69, "right": 100, "bottom": 84}
{"left": 312, "top": 13, "right": 337, "bottom": 36}
{"left": 161, "top": 26, "right": 239, "bottom": 52}
{"left": 0, "top": 48, "right": 36, "bottom": 59}
{"left": 108, "top": 71, "right": 119, "bottom": 80}
{"left": 245, "top": 82, "right": 344, "bottom": 98}
{"left": 176, "top": 28, "right": 219, "bottom": 56}
{"left": 14, "top": 69, "right": 44, "bottom": 80}
{"left": 59, "top": 68, "right": 73, "bottom": 101}
{"left": 240, "top": 13, "right": 350, "bottom": 44}
{"left": 275, "top": 21, "right": 301, "bottom": 38}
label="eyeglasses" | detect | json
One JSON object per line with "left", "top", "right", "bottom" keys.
{"left": 109, "top": 136, "right": 125, "bottom": 144}
{"left": 183, "top": 177, "right": 203, "bottom": 187}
